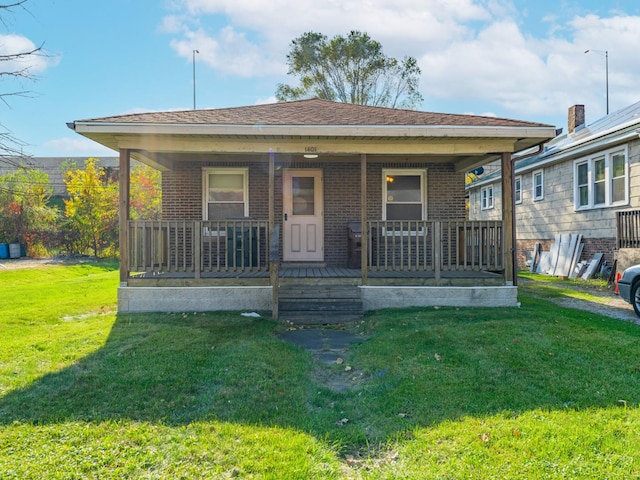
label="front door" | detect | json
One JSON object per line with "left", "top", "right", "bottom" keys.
{"left": 282, "top": 169, "right": 324, "bottom": 262}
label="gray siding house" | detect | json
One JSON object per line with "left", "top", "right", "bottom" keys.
{"left": 468, "top": 102, "right": 640, "bottom": 271}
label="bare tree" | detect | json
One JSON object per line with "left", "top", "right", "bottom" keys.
{"left": 0, "top": 0, "right": 45, "bottom": 162}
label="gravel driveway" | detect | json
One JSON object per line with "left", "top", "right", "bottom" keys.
{"left": 520, "top": 278, "right": 640, "bottom": 325}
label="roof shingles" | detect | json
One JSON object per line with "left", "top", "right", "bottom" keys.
{"left": 79, "top": 98, "right": 551, "bottom": 129}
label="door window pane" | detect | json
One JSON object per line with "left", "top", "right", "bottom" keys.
{"left": 292, "top": 177, "right": 315, "bottom": 215}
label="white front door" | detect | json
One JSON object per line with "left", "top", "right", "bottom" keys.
{"left": 282, "top": 169, "right": 324, "bottom": 262}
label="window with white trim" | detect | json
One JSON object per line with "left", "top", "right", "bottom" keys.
{"left": 515, "top": 176, "right": 522, "bottom": 204}
{"left": 382, "top": 169, "right": 427, "bottom": 221}
{"left": 202, "top": 168, "right": 249, "bottom": 221}
{"left": 533, "top": 170, "right": 544, "bottom": 201}
{"left": 481, "top": 185, "right": 494, "bottom": 210}
{"left": 573, "top": 147, "right": 628, "bottom": 210}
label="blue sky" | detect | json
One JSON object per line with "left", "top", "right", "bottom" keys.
{"left": 2, "top": 0, "right": 640, "bottom": 157}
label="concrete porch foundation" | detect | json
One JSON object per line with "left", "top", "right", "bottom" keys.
{"left": 118, "top": 286, "right": 272, "bottom": 313}
{"left": 118, "top": 285, "right": 519, "bottom": 314}
{"left": 360, "top": 286, "right": 519, "bottom": 311}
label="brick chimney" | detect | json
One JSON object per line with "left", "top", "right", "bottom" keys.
{"left": 568, "top": 105, "right": 585, "bottom": 133}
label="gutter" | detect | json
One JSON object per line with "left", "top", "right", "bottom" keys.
{"left": 70, "top": 121, "right": 556, "bottom": 140}
{"left": 468, "top": 131, "right": 640, "bottom": 189}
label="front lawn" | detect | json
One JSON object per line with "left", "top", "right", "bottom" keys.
{"left": 1, "top": 263, "right": 640, "bottom": 478}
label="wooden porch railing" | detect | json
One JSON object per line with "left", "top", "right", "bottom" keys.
{"left": 127, "top": 219, "right": 503, "bottom": 279}
{"left": 617, "top": 210, "right": 640, "bottom": 248}
{"left": 128, "top": 219, "right": 270, "bottom": 277}
{"left": 366, "top": 220, "right": 503, "bottom": 272}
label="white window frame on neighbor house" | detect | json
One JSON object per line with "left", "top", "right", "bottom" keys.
{"left": 202, "top": 167, "right": 249, "bottom": 235}
{"left": 382, "top": 168, "right": 427, "bottom": 235}
{"left": 481, "top": 185, "right": 494, "bottom": 210}
{"left": 532, "top": 169, "right": 544, "bottom": 201}
{"left": 573, "top": 146, "right": 628, "bottom": 211}
{"left": 515, "top": 176, "right": 522, "bottom": 204}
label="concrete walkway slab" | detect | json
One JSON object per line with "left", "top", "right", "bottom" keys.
{"left": 279, "top": 329, "right": 364, "bottom": 364}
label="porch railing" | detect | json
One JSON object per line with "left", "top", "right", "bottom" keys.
{"left": 616, "top": 210, "right": 640, "bottom": 248}
{"left": 127, "top": 219, "right": 503, "bottom": 278}
{"left": 367, "top": 220, "right": 503, "bottom": 272}
{"left": 128, "top": 219, "right": 270, "bottom": 277}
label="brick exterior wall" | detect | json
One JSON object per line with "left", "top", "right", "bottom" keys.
{"left": 161, "top": 158, "right": 467, "bottom": 267}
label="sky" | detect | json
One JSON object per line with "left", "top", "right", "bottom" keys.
{"left": 1, "top": 0, "right": 640, "bottom": 158}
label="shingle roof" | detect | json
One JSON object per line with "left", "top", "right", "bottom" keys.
{"left": 467, "top": 100, "right": 640, "bottom": 188}
{"left": 79, "top": 98, "right": 551, "bottom": 129}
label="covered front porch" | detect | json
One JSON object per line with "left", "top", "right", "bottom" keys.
{"left": 69, "top": 99, "right": 556, "bottom": 317}
{"left": 124, "top": 218, "right": 505, "bottom": 286}
{"left": 118, "top": 217, "right": 512, "bottom": 317}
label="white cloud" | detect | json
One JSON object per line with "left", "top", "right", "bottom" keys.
{"left": 169, "top": 26, "right": 284, "bottom": 77}
{"left": 0, "top": 33, "right": 53, "bottom": 75}
{"left": 160, "top": 1, "right": 640, "bottom": 127}
{"left": 254, "top": 96, "right": 277, "bottom": 105}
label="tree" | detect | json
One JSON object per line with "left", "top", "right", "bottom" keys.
{"left": 130, "top": 164, "right": 162, "bottom": 221}
{"left": 1, "top": 1, "right": 46, "bottom": 159}
{"left": 0, "top": 167, "right": 58, "bottom": 251}
{"left": 63, "top": 158, "right": 118, "bottom": 257}
{"left": 276, "top": 31, "right": 423, "bottom": 109}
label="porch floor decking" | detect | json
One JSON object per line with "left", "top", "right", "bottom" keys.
{"left": 129, "top": 266, "right": 504, "bottom": 286}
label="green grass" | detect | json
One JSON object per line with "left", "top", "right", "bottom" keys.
{"left": 1, "top": 264, "right": 640, "bottom": 478}
{"left": 518, "top": 270, "right": 612, "bottom": 302}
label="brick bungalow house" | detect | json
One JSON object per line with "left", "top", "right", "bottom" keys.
{"left": 68, "top": 98, "right": 555, "bottom": 321}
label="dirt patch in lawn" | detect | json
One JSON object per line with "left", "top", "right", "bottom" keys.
{"left": 0, "top": 256, "right": 99, "bottom": 270}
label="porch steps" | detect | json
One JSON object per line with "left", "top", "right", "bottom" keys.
{"left": 278, "top": 285, "right": 363, "bottom": 325}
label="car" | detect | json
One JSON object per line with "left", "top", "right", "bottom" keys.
{"left": 617, "top": 264, "right": 640, "bottom": 317}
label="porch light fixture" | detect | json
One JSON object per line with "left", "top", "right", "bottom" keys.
{"left": 303, "top": 154, "right": 318, "bottom": 158}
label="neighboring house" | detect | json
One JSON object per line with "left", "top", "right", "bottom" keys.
{"left": 68, "top": 98, "right": 554, "bottom": 317}
{"left": 0, "top": 156, "right": 118, "bottom": 197}
{"left": 468, "top": 102, "right": 640, "bottom": 271}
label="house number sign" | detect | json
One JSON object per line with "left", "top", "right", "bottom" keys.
{"left": 305, "top": 147, "right": 317, "bottom": 153}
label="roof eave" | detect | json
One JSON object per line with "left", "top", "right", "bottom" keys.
{"left": 72, "top": 121, "right": 556, "bottom": 140}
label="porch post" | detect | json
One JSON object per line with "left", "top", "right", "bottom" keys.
{"left": 119, "top": 149, "right": 131, "bottom": 285}
{"left": 501, "top": 152, "right": 516, "bottom": 285}
{"left": 360, "top": 153, "right": 368, "bottom": 285}
{"left": 269, "top": 150, "right": 279, "bottom": 320}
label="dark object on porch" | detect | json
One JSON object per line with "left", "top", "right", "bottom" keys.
{"left": 347, "top": 221, "right": 362, "bottom": 269}
{"left": 227, "top": 221, "right": 258, "bottom": 268}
